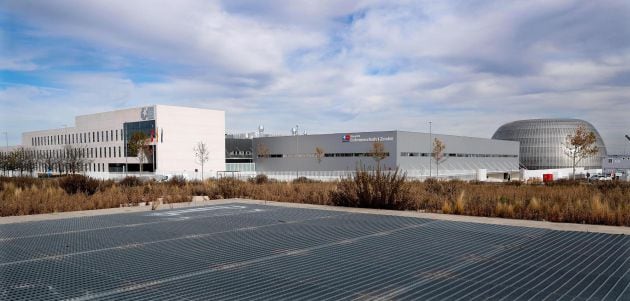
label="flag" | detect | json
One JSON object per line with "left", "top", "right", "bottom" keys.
{"left": 155, "top": 127, "right": 159, "bottom": 142}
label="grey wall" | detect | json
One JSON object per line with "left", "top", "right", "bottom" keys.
{"left": 254, "top": 130, "right": 519, "bottom": 174}
{"left": 397, "top": 131, "right": 520, "bottom": 173}
{"left": 254, "top": 131, "right": 397, "bottom": 172}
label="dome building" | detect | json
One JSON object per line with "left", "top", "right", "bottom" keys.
{"left": 492, "top": 119, "right": 607, "bottom": 170}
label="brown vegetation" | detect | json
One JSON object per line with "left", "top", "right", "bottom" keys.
{"left": 1, "top": 176, "right": 628, "bottom": 226}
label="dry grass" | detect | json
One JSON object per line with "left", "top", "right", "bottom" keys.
{"left": 1, "top": 176, "right": 628, "bottom": 226}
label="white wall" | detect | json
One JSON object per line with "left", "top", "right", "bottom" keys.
{"left": 155, "top": 105, "right": 225, "bottom": 180}
{"left": 521, "top": 168, "right": 602, "bottom": 181}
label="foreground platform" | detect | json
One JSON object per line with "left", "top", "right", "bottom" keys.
{"left": 1, "top": 202, "right": 628, "bottom": 300}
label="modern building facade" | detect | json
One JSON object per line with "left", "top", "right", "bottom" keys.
{"left": 603, "top": 155, "right": 630, "bottom": 179}
{"left": 253, "top": 131, "right": 519, "bottom": 180}
{"left": 225, "top": 136, "right": 254, "bottom": 172}
{"left": 492, "top": 119, "right": 607, "bottom": 170}
{"left": 17, "top": 105, "right": 225, "bottom": 179}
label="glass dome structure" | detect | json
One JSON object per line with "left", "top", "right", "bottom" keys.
{"left": 492, "top": 119, "right": 607, "bottom": 170}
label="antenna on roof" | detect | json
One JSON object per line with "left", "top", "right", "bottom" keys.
{"left": 258, "top": 125, "right": 264, "bottom": 137}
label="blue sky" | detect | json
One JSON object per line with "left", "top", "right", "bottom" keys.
{"left": 1, "top": 0, "right": 629, "bottom": 153}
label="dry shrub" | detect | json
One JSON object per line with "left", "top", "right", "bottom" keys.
{"left": 330, "top": 166, "right": 411, "bottom": 210}
{"left": 249, "top": 174, "right": 270, "bottom": 184}
{"left": 58, "top": 175, "right": 99, "bottom": 195}
{"left": 168, "top": 176, "right": 187, "bottom": 187}
{"left": 214, "top": 177, "right": 249, "bottom": 199}
{"left": 453, "top": 190, "right": 466, "bottom": 215}
{"left": 1, "top": 175, "right": 629, "bottom": 226}
{"left": 119, "top": 176, "right": 142, "bottom": 187}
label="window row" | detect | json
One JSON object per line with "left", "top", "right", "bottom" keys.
{"left": 259, "top": 152, "right": 390, "bottom": 158}
{"left": 8, "top": 146, "right": 126, "bottom": 159}
{"left": 401, "top": 152, "right": 517, "bottom": 158}
{"left": 31, "top": 129, "right": 123, "bottom": 146}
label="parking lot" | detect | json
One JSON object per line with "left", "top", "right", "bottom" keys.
{"left": 1, "top": 202, "right": 628, "bottom": 300}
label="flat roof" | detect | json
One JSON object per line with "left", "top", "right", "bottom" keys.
{"left": 1, "top": 202, "right": 628, "bottom": 300}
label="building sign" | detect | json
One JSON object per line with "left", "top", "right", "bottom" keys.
{"left": 140, "top": 106, "right": 155, "bottom": 121}
{"left": 341, "top": 134, "right": 394, "bottom": 143}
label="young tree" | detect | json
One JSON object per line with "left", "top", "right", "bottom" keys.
{"left": 370, "top": 141, "right": 387, "bottom": 169}
{"left": 432, "top": 138, "right": 447, "bottom": 178}
{"left": 40, "top": 152, "right": 56, "bottom": 176}
{"left": 193, "top": 141, "right": 210, "bottom": 180}
{"left": 63, "top": 144, "right": 90, "bottom": 174}
{"left": 256, "top": 142, "right": 270, "bottom": 161}
{"left": 564, "top": 125, "right": 599, "bottom": 179}
{"left": 315, "top": 146, "right": 325, "bottom": 164}
{"left": 128, "top": 132, "right": 150, "bottom": 173}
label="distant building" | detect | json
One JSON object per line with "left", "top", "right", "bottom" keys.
{"left": 225, "top": 136, "right": 254, "bottom": 172}
{"left": 603, "top": 155, "right": 630, "bottom": 178}
{"left": 14, "top": 105, "right": 225, "bottom": 179}
{"left": 492, "top": 119, "right": 607, "bottom": 170}
{"left": 253, "top": 130, "right": 519, "bottom": 180}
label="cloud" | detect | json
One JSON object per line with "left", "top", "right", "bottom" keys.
{"left": 1, "top": 0, "right": 629, "bottom": 153}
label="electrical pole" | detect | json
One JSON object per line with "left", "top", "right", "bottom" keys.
{"left": 294, "top": 125, "right": 299, "bottom": 179}
{"left": 429, "top": 122, "right": 432, "bottom": 178}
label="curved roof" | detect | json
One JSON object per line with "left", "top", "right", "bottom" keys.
{"left": 492, "top": 119, "right": 607, "bottom": 170}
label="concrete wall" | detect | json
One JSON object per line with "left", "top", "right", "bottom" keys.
{"left": 396, "top": 131, "right": 520, "bottom": 175}
{"left": 254, "top": 131, "right": 398, "bottom": 173}
{"left": 17, "top": 105, "right": 225, "bottom": 179}
{"left": 254, "top": 130, "right": 519, "bottom": 178}
{"left": 155, "top": 105, "right": 224, "bottom": 180}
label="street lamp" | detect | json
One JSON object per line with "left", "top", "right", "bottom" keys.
{"left": 429, "top": 121, "right": 432, "bottom": 178}
{"left": 292, "top": 125, "right": 299, "bottom": 178}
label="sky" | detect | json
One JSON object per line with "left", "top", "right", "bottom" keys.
{"left": 1, "top": 0, "right": 629, "bottom": 154}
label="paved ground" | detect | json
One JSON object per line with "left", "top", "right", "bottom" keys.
{"left": 1, "top": 201, "right": 628, "bottom": 300}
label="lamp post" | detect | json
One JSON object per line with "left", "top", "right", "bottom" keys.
{"left": 429, "top": 121, "right": 432, "bottom": 178}
{"left": 292, "top": 125, "right": 299, "bottom": 179}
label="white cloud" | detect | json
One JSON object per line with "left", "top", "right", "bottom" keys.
{"left": 1, "top": 0, "right": 630, "bottom": 153}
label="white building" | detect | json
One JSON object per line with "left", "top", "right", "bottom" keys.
{"left": 11, "top": 105, "right": 224, "bottom": 179}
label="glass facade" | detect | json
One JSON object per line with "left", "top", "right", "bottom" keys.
{"left": 492, "top": 119, "right": 607, "bottom": 170}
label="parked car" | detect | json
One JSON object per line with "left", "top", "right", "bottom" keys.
{"left": 589, "top": 174, "right": 612, "bottom": 181}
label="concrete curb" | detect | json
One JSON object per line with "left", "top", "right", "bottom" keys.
{"left": 1, "top": 197, "right": 628, "bottom": 235}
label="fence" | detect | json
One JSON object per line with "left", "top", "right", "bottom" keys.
{"left": 217, "top": 169, "right": 484, "bottom": 182}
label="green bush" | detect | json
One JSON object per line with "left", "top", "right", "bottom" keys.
{"left": 58, "top": 175, "right": 99, "bottom": 195}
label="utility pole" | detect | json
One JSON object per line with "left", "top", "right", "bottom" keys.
{"left": 293, "top": 125, "right": 299, "bottom": 179}
{"left": 429, "top": 122, "right": 432, "bottom": 178}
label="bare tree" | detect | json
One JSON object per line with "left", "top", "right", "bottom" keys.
{"left": 315, "top": 146, "right": 325, "bottom": 164}
{"left": 128, "top": 132, "right": 150, "bottom": 173}
{"left": 40, "top": 151, "right": 56, "bottom": 176}
{"left": 370, "top": 142, "right": 387, "bottom": 168}
{"left": 432, "top": 138, "right": 447, "bottom": 178}
{"left": 193, "top": 141, "right": 210, "bottom": 180}
{"left": 62, "top": 144, "right": 91, "bottom": 174}
{"left": 256, "top": 142, "right": 270, "bottom": 161}
{"left": 564, "top": 125, "right": 599, "bottom": 180}
{"left": 0, "top": 151, "right": 8, "bottom": 176}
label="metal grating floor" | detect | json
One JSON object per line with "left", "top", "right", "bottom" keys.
{"left": 1, "top": 203, "right": 628, "bottom": 300}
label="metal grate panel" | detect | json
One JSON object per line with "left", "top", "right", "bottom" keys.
{"left": 1, "top": 203, "right": 628, "bottom": 300}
